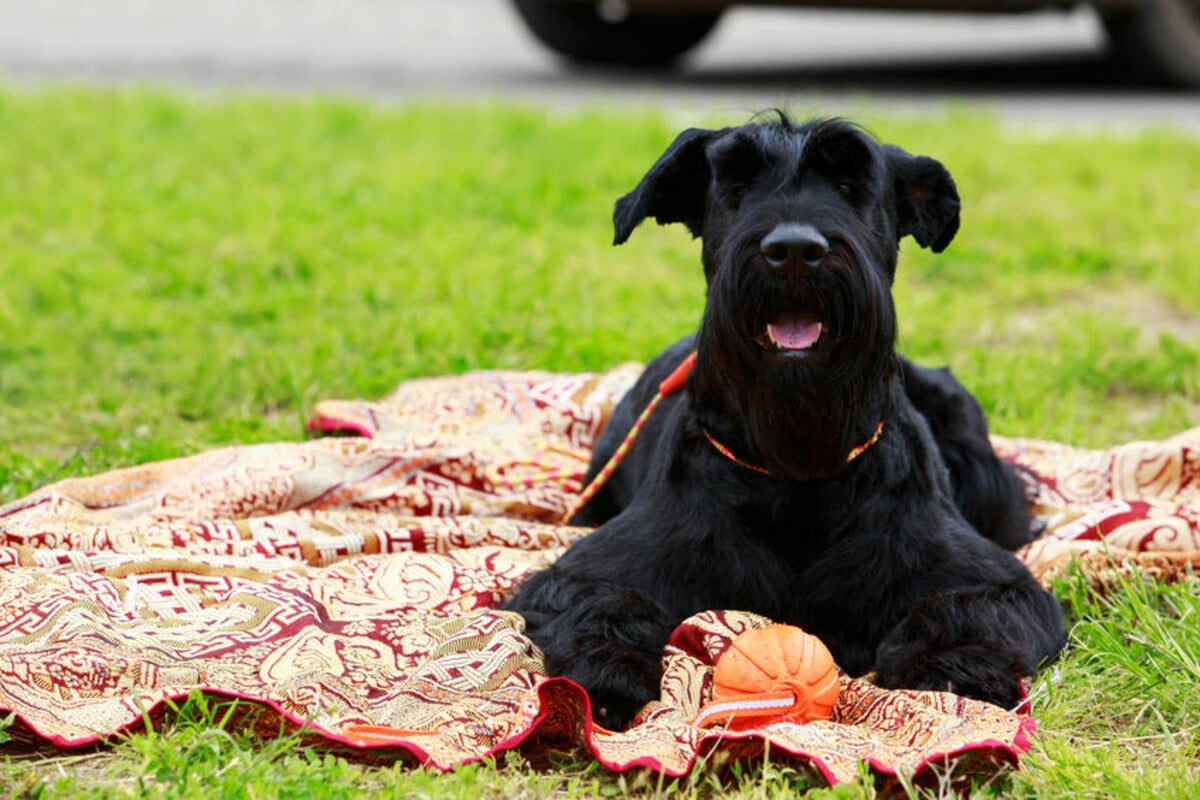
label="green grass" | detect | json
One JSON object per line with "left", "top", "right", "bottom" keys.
{"left": 1, "top": 86, "right": 1198, "bottom": 797}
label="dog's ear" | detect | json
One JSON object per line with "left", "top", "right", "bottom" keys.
{"left": 883, "top": 145, "right": 961, "bottom": 253}
{"left": 612, "top": 128, "right": 726, "bottom": 245}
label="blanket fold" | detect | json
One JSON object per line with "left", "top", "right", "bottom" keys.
{"left": 1, "top": 365, "right": 1197, "bottom": 785}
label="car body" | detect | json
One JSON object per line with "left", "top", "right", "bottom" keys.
{"left": 510, "top": 0, "right": 1200, "bottom": 85}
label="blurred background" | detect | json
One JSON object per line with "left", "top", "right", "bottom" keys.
{"left": 0, "top": 0, "right": 1196, "bottom": 126}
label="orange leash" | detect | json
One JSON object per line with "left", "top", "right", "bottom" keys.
{"left": 565, "top": 351, "right": 884, "bottom": 522}
{"left": 563, "top": 352, "right": 696, "bottom": 522}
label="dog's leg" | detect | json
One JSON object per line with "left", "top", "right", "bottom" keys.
{"left": 503, "top": 564, "right": 675, "bottom": 729}
{"left": 872, "top": 576, "right": 1066, "bottom": 708}
{"left": 900, "top": 359, "right": 1038, "bottom": 550}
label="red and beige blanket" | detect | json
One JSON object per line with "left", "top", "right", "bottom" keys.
{"left": 1, "top": 366, "right": 1197, "bottom": 784}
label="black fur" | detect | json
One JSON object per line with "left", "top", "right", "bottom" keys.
{"left": 504, "top": 115, "right": 1065, "bottom": 729}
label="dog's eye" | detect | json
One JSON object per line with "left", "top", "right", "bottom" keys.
{"left": 727, "top": 184, "right": 751, "bottom": 205}
{"left": 834, "top": 183, "right": 854, "bottom": 198}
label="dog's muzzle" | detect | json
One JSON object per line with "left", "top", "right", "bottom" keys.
{"left": 756, "top": 223, "right": 830, "bottom": 354}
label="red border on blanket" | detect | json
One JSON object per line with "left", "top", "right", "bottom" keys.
{"left": 305, "top": 414, "right": 375, "bottom": 439}
{"left": 1, "top": 677, "right": 1034, "bottom": 785}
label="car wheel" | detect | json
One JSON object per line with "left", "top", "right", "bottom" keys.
{"left": 1103, "top": 0, "right": 1200, "bottom": 86}
{"left": 510, "top": 0, "right": 723, "bottom": 68}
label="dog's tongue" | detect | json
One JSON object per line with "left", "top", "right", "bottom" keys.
{"left": 767, "top": 311, "right": 822, "bottom": 350}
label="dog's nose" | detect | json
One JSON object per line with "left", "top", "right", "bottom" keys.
{"left": 761, "top": 224, "right": 829, "bottom": 275}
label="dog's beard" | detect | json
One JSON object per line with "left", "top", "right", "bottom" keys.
{"left": 693, "top": 241, "right": 897, "bottom": 480}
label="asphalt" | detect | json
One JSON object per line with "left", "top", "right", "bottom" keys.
{"left": 0, "top": 0, "right": 1197, "bottom": 128}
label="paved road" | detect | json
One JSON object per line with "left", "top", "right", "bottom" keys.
{"left": 0, "top": 0, "right": 1196, "bottom": 127}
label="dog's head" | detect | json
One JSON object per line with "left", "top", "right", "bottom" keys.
{"left": 613, "top": 114, "right": 959, "bottom": 268}
{"left": 612, "top": 115, "right": 961, "bottom": 478}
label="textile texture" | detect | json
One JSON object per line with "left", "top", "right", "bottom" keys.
{"left": 1, "top": 366, "right": 1197, "bottom": 784}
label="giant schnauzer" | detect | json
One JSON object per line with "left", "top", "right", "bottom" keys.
{"left": 503, "top": 115, "right": 1066, "bottom": 730}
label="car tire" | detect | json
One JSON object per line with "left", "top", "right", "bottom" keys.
{"left": 510, "top": 0, "right": 723, "bottom": 68}
{"left": 1103, "top": 0, "right": 1200, "bottom": 86}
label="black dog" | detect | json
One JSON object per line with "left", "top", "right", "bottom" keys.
{"left": 504, "top": 115, "right": 1066, "bottom": 729}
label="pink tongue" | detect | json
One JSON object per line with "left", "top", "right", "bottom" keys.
{"left": 767, "top": 312, "right": 822, "bottom": 350}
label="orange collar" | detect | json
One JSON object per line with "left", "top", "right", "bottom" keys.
{"left": 565, "top": 351, "right": 884, "bottom": 521}
{"left": 702, "top": 420, "right": 884, "bottom": 476}
{"left": 659, "top": 351, "right": 884, "bottom": 476}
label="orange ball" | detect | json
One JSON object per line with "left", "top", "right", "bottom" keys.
{"left": 710, "top": 624, "right": 840, "bottom": 728}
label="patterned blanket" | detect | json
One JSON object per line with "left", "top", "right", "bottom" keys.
{"left": 1, "top": 366, "right": 1197, "bottom": 785}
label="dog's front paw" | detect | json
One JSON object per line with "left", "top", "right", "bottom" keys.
{"left": 506, "top": 569, "right": 675, "bottom": 729}
{"left": 872, "top": 587, "right": 1047, "bottom": 709}
{"left": 567, "top": 649, "right": 664, "bottom": 730}
{"left": 873, "top": 639, "right": 1025, "bottom": 709}
{"left": 541, "top": 602, "right": 671, "bottom": 729}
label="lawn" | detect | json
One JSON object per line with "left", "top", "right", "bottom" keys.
{"left": 0, "top": 86, "right": 1198, "bottom": 798}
